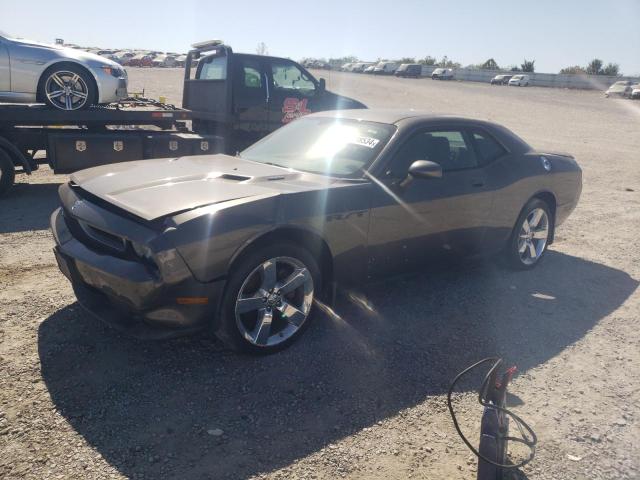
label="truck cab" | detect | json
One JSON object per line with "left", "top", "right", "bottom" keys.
{"left": 182, "top": 41, "right": 366, "bottom": 151}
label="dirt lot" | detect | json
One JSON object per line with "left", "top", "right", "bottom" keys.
{"left": 1, "top": 69, "right": 639, "bottom": 480}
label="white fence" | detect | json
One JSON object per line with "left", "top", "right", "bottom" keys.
{"left": 419, "top": 66, "right": 639, "bottom": 90}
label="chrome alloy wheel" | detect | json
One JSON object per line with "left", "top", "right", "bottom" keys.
{"left": 235, "top": 257, "right": 314, "bottom": 347}
{"left": 45, "top": 71, "right": 89, "bottom": 111}
{"left": 517, "top": 208, "right": 549, "bottom": 265}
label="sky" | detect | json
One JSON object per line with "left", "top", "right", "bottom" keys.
{"left": 2, "top": 0, "right": 639, "bottom": 75}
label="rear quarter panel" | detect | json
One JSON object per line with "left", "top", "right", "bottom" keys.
{"left": 483, "top": 152, "right": 581, "bottom": 249}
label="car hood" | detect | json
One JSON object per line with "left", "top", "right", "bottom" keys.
{"left": 70, "top": 154, "right": 331, "bottom": 221}
{"left": 9, "top": 37, "right": 120, "bottom": 67}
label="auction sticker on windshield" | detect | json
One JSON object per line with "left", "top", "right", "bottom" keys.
{"left": 353, "top": 136, "right": 380, "bottom": 148}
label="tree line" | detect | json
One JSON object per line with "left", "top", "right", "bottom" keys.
{"left": 256, "top": 43, "right": 624, "bottom": 76}
{"left": 559, "top": 59, "right": 620, "bottom": 76}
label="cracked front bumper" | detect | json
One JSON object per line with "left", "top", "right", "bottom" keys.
{"left": 51, "top": 207, "right": 225, "bottom": 339}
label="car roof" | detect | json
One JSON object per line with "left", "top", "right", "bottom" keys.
{"left": 303, "top": 109, "right": 531, "bottom": 154}
{"left": 235, "top": 52, "right": 301, "bottom": 64}
{"left": 306, "top": 109, "right": 501, "bottom": 127}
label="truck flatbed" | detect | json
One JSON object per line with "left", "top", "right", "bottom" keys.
{"left": 0, "top": 99, "right": 223, "bottom": 194}
{"left": 0, "top": 98, "right": 191, "bottom": 129}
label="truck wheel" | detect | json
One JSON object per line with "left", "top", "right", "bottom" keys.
{"left": 0, "top": 149, "right": 16, "bottom": 197}
{"left": 39, "top": 64, "right": 97, "bottom": 111}
{"left": 214, "top": 242, "right": 321, "bottom": 354}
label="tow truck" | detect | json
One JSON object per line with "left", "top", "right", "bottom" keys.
{"left": 0, "top": 40, "right": 366, "bottom": 196}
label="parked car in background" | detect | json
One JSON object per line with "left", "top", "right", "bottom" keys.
{"left": 491, "top": 74, "right": 513, "bottom": 85}
{"left": 373, "top": 61, "right": 398, "bottom": 75}
{"left": 0, "top": 31, "right": 127, "bottom": 110}
{"left": 51, "top": 110, "right": 582, "bottom": 353}
{"left": 508, "top": 74, "right": 530, "bottom": 86}
{"left": 605, "top": 80, "right": 634, "bottom": 98}
{"left": 431, "top": 68, "right": 454, "bottom": 80}
{"left": 363, "top": 65, "right": 376, "bottom": 74}
{"left": 111, "top": 51, "right": 134, "bottom": 65}
{"left": 340, "top": 63, "right": 354, "bottom": 72}
{"left": 152, "top": 54, "right": 177, "bottom": 68}
{"left": 127, "top": 53, "right": 154, "bottom": 67}
{"left": 395, "top": 64, "right": 422, "bottom": 78}
{"left": 352, "top": 62, "right": 374, "bottom": 73}
{"left": 174, "top": 54, "right": 188, "bottom": 68}
{"left": 631, "top": 84, "right": 640, "bottom": 99}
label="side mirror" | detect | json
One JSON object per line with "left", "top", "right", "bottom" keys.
{"left": 408, "top": 160, "right": 442, "bottom": 179}
{"left": 318, "top": 78, "right": 326, "bottom": 91}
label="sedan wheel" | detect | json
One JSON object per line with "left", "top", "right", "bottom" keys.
{"left": 235, "top": 257, "right": 314, "bottom": 347}
{"left": 45, "top": 71, "right": 89, "bottom": 110}
{"left": 506, "top": 199, "right": 552, "bottom": 270}
{"left": 517, "top": 208, "right": 549, "bottom": 265}
{"left": 41, "top": 65, "right": 97, "bottom": 111}
{"left": 215, "top": 243, "right": 321, "bottom": 354}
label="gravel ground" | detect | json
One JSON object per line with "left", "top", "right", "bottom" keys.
{"left": 1, "top": 69, "right": 639, "bottom": 480}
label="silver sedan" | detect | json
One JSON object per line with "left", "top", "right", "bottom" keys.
{"left": 0, "top": 31, "right": 127, "bottom": 110}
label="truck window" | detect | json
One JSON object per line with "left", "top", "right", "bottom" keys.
{"left": 270, "top": 61, "right": 315, "bottom": 95}
{"left": 244, "top": 67, "right": 262, "bottom": 88}
{"left": 198, "top": 55, "right": 227, "bottom": 80}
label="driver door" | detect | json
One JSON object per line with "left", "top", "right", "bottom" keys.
{"left": 367, "top": 127, "right": 494, "bottom": 278}
{"left": 266, "top": 59, "right": 316, "bottom": 130}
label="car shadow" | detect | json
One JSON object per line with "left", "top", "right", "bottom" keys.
{"left": 38, "top": 251, "right": 637, "bottom": 479}
{"left": 0, "top": 181, "right": 61, "bottom": 233}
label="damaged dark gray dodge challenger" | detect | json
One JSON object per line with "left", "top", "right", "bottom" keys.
{"left": 51, "top": 110, "right": 582, "bottom": 353}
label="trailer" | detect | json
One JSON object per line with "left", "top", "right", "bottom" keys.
{"left": 0, "top": 98, "right": 225, "bottom": 196}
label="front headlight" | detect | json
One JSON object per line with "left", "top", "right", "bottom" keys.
{"left": 101, "top": 65, "right": 124, "bottom": 77}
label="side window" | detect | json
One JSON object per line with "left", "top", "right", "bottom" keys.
{"left": 271, "top": 61, "right": 316, "bottom": 95}
{"left": 388, "top": 129, "right": 477, "bottom": 178}
{"left": 472, "top": 130, "right": 507, "bottom": 165}
{"left": 197, "top": 55, "right": 227, "bottom": 80}
{"left": 428, "top": 131, "right": 478, "bottom": 170}
{"left": 233, "top": 59, "right": 265, "bottom": 97}
{"left": 243, "top": 66, "right": 262, "bottom": 88}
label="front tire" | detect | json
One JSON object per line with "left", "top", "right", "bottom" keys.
{"left": 505, "top": 199, "right": 552, "bottom": 270}
{"left": 215, "top": 243, "right": 321, "bottom": 354}
{"left": 40, "top": 64, "right": 97, "bottom": 111}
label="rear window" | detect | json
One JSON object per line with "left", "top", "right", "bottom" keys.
{"left": 198, "top": 55, "right": 227, "bottom": 80}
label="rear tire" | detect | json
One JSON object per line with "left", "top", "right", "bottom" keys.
{"left": 505, "top": 199, "right": 552, "bottom": 270}
{"left": 39, "top": 63, "right": 97, "bottom": 111}
{"left": 0, "top": 149, "right": 15, "bottom": 197}
{"left": 214, "top": 242, "right": 321, "bottom": 354}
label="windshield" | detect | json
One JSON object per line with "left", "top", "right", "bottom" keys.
{"left": 240, "top": 117, "right": 396, "bottom": 177}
